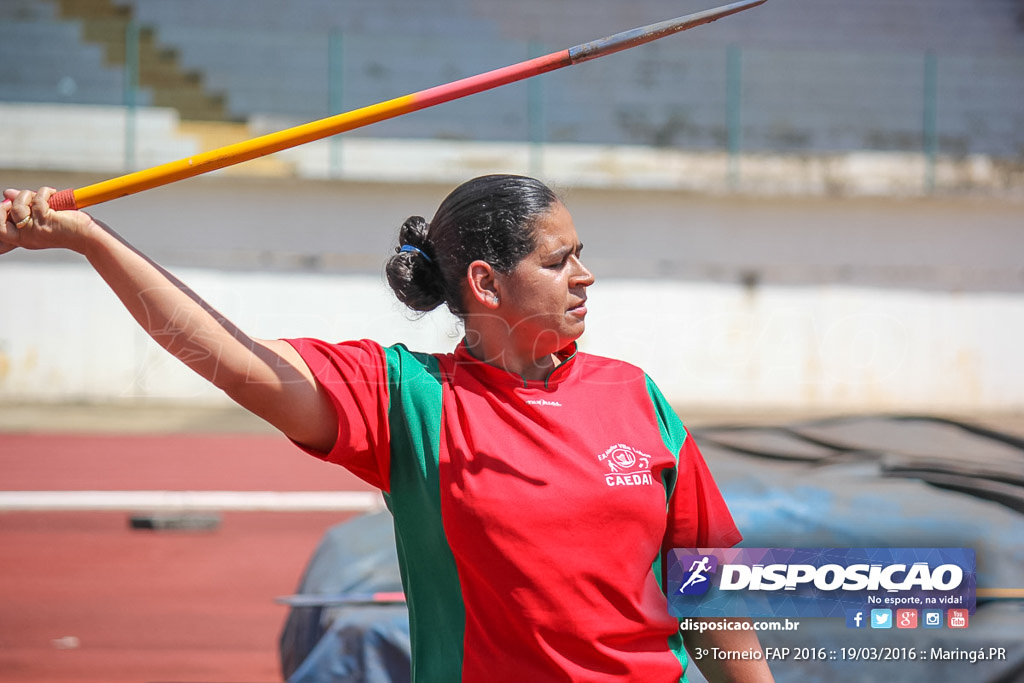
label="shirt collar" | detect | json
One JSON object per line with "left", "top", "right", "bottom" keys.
{"left": 454, "top": 339, "right": 579, "bottom": 390}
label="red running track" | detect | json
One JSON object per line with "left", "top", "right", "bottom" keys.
{"left": 0, "top": 432, "right": 380, "bottom": 683}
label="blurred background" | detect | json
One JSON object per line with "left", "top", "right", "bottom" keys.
{"left": 1, "top": 1, "right": 1023, "bottom": 682}
{"left": 1, "top": 0, "right": 1022, "bottom": 413}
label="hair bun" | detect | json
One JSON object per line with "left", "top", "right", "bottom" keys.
{"left": 396, "top": 216, "right": 435, "bottom": 264}
{"left": 398, "top": 215, "right": 428, "bottom": 247}
{"left": 386, "top": 216, "right": 446, "bottom": 312}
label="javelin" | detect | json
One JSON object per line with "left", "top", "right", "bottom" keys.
{"left": 48, "top": 0, "right": 766, "bottom": 211}
{"left": 275, "top": 591, "right": 407, "bottom": 607}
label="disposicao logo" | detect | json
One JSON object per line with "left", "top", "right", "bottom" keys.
{"left": 716, "top": 561, "right": 962, "bottom": 592}
{"left": 667, "top": 548, "right": 976, "bottom": 621}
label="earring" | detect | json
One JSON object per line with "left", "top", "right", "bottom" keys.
{"left": 492, "top": 296, "right": 499, "bottom": 304}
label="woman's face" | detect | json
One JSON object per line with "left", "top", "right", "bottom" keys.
{"left": 495, "top": 201, "right": 595, "bottom": 359}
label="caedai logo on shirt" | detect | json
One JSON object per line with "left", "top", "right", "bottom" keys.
{"left": 597, "top": 443, "right": 655, "bottom": 487}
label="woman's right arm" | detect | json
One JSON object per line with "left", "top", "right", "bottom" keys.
{"left": 1, "top": 187, "right": 337, "bottom": 453}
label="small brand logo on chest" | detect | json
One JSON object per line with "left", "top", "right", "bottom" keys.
{"left": 597, "top": 443, "right": 654, "bottom": 487}
{"left": 526, "top": 398, "right": 562, "bottom": 407}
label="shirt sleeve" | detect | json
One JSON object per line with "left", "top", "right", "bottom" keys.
{"left": 643, "top": 373, "right": 742, "bottom": 551}
{"left": 664, "top": 431, "right": 743, "bottom": 550}
{"left": 283, "top": 337, "right": 392, "bottom": 492}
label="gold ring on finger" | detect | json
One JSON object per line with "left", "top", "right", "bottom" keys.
{"left": 14, "top": 214, "right": 33, "bottom": 229}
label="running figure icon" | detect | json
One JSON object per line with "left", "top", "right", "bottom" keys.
{"left": 679, "top": 556, "right": 713, "bottom": 593}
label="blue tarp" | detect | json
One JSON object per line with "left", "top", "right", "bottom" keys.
{"left": 280, "top": 509, "right": 408, "bottom": 683}
{"left": 280, "top": 415, "right": 1024, "bottom": 682}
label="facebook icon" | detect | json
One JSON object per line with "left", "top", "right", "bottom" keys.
{"left": 845, "top": 609, "right": 867, "bottom": 629}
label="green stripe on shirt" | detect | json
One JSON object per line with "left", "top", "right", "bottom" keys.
{"left": 384, "top": 344, "right": 467, "bottom": 682}
{"left": 645, "top": 373, "right": 690, "bottom": 683}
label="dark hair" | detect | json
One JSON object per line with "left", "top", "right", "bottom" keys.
{"left": 386, "top": 174, "right": 560, "bottom": 316}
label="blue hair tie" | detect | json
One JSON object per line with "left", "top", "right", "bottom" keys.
{"left": 399, "top": 244, "right": 433, "bottom": 264}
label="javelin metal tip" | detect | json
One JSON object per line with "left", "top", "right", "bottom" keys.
{"left": 570, "top": 0, "right": 768, "bottom": 64}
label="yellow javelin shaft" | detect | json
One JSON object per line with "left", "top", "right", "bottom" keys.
{"left": 54, "top": 94, "right": 418, "bottom": 210}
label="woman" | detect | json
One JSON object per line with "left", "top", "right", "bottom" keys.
{"left": 1, "top": 176, "right": 773, "bottom": 682}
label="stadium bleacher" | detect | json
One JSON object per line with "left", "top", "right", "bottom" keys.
{"left": 0, "top": 1, "right": 146, "bottom": 108}
{"left": 0, "top": 0, "right": 1022, "bottom": 156}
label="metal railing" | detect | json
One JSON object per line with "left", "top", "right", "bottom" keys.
{"left": 2, "top": 20, "right": 1022, "bottom": 183}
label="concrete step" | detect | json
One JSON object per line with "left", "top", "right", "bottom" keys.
{"left": 53, "top": 0, "right": 231, "bottom": 121}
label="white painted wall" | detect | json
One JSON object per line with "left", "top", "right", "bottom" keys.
{"left": 2, "top": 262, "right": 1022, "bottom": 412}
{"left": 0, "top": 104, "right": 198, "bottom": 173}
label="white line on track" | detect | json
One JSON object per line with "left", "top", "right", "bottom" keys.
{"left": 0, "top": 490, "right": 383, "bottom": 512}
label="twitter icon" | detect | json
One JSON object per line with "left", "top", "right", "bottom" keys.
{"left": 870, "top": 609, "right": 893, "bottom": 629}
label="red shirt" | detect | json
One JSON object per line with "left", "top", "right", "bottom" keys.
{"left": 286, "top": 337, "right": 741, "bottom": 682}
